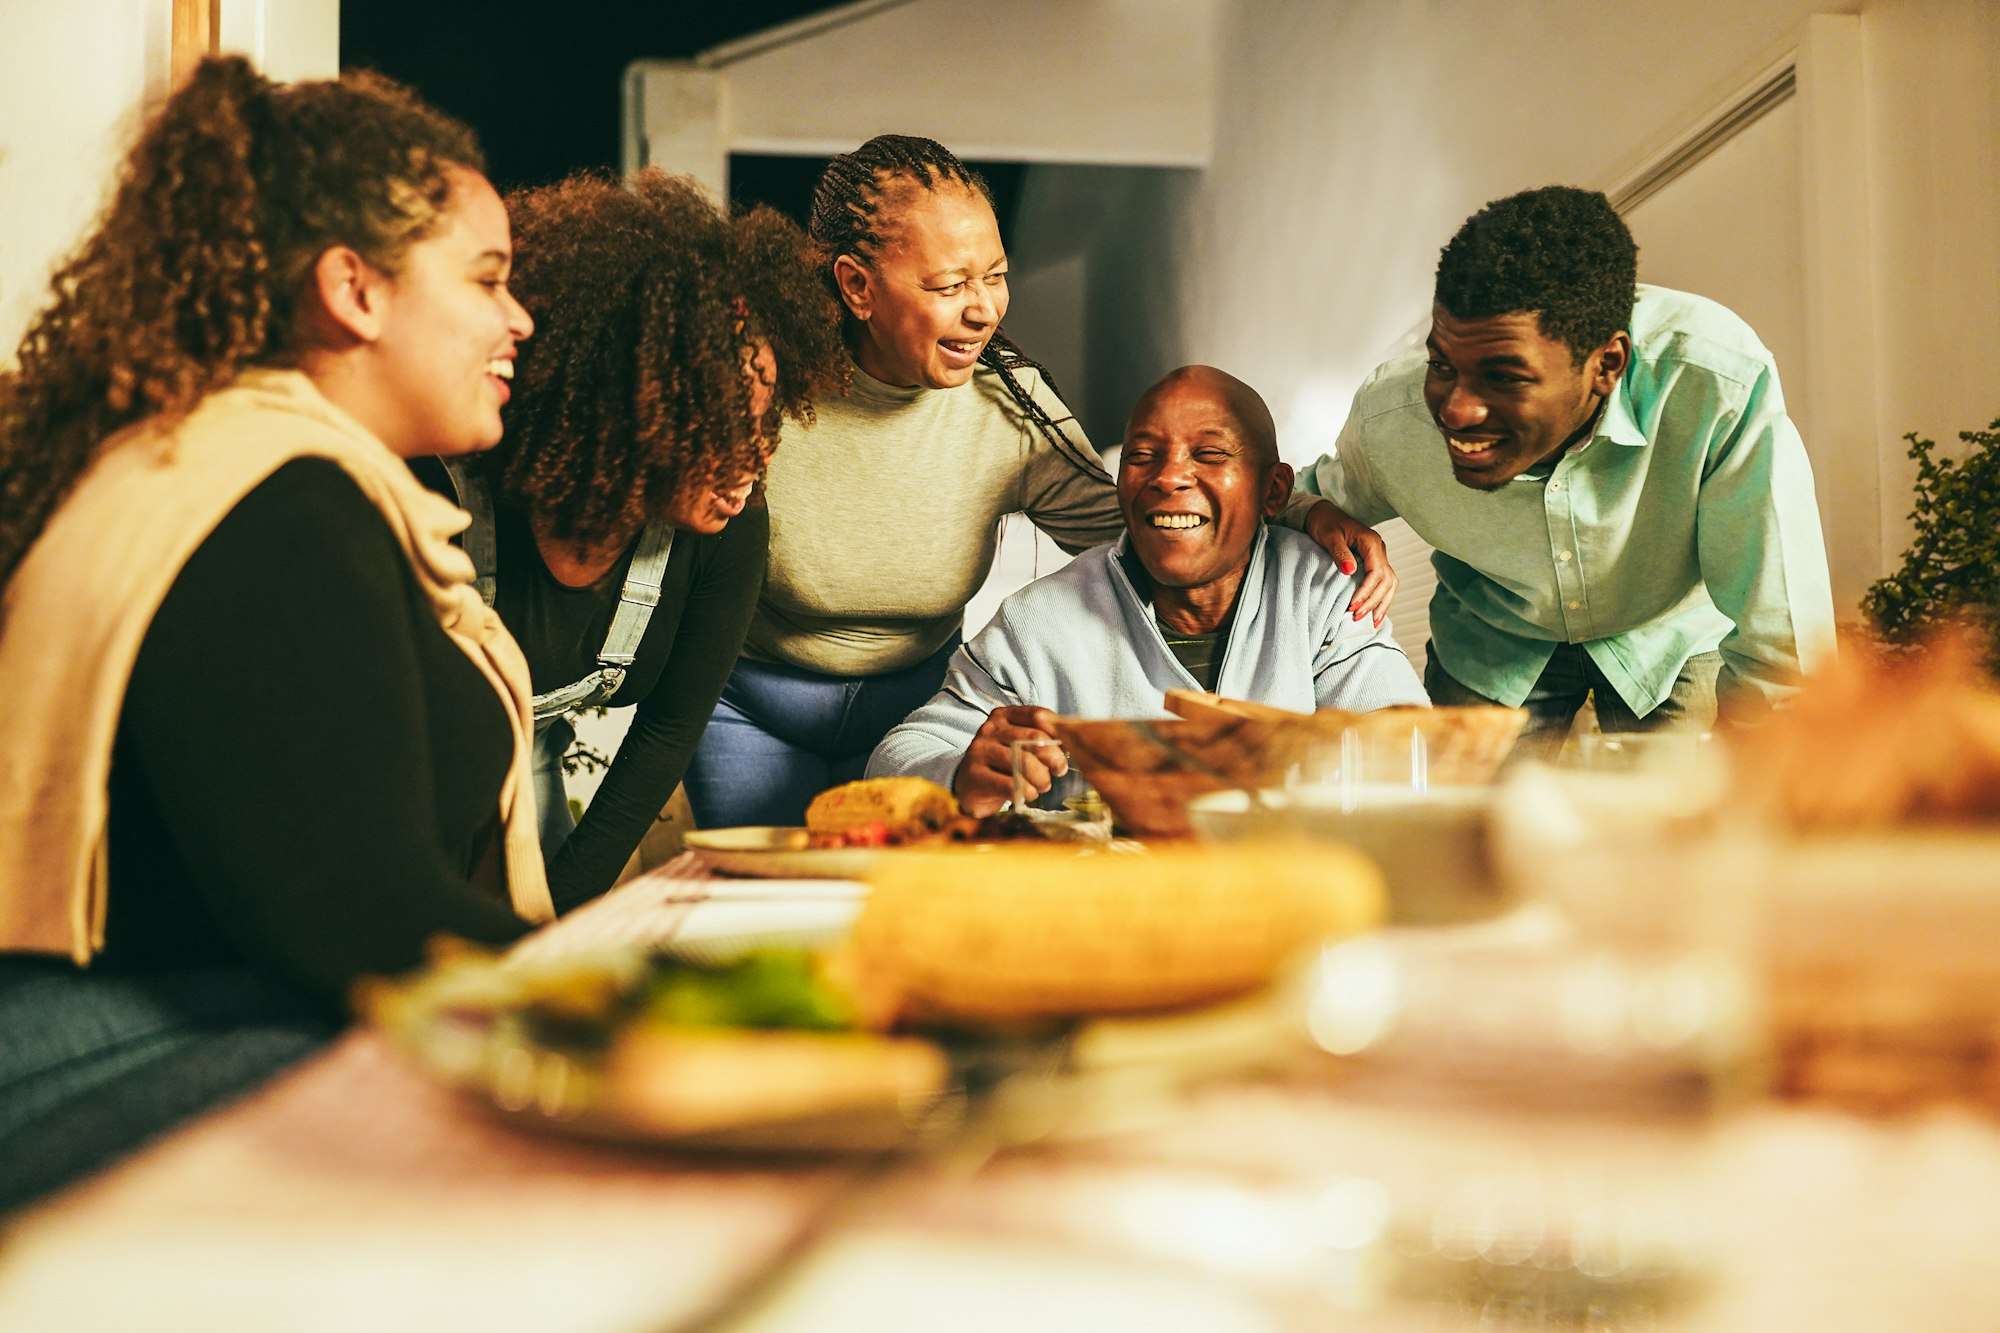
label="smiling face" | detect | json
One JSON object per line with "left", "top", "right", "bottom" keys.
{"left": 837, "top": 182, "right": 1007, "bottom": 390}
{"left": 1118, "top": 369, "right": 1292, "bottom": 592}
{"left": 660, "top": 339, "right": 778, "bottom": 534}
{"left": 1422, "top": 304, "right": 1628, "bottom": 490}
{"left": 368, "top": 166, "right": 533, "bottom": 458}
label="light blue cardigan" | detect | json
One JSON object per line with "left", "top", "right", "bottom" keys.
{"left": 866, "top": 523, "right": 1428, "bottom": 795}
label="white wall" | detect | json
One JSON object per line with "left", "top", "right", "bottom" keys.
{"left": 0, "top": 0, "right": 341, "bottom": 363}
{"left": 710, "top": 0, "right": 1216, "bottom": 164}
{"left": 0, "top": 1, "right": 171, "bottom": 360}
{"left": 1859, "top": 0, "right": 2000, "bottom": 560}
{"left": 218, "top": 0, "right": 341, "bottom": 82}
{"left": 632, "top": 0, "right": 1221, "bottom": 196}
{"left": 1625, "top": 99, "right": 1809, "bottom": 443}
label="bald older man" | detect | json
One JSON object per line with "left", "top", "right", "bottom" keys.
{"left": 868, "top": 365, "right": 1428, "bottom": 816}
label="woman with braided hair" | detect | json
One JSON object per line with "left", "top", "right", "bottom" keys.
{"left": 420, "top": 170, "right": 846, "bottom": 908}
{"left": 683, "top": 134, "right": 1126, "bottom": 828}
{"left": 0, "top": 56, "right": 546, "bottom": 1201}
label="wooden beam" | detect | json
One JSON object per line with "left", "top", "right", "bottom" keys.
{"left": 171, "top": 0, "right": 220, "bottom": 87}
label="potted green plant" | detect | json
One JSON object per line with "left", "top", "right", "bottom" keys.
{"left": 1862, "top": 417, "right": 2000, "bottom": 675}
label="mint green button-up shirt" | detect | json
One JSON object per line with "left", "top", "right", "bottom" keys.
{"left": 1287, "top": 285, "right": 1836, "bottom": 715}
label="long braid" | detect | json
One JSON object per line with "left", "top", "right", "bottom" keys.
{"left": 807, "top": 135, "right": 1107, "bottom": 481}
{"left": 980, "top": 332, "right": 1110, "bottom": 481}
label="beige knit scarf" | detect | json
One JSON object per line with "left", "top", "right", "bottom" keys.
{"left": 0, "top": 368, "right": 554, "bottom": 963}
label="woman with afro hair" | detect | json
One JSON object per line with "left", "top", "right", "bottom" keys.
{"left": 428, "top": 170, "right": 846, "bottom": 908}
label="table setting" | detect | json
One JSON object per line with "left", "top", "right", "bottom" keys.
{"left": 4, "top": 645, "right": 2000, "bottom": 1332}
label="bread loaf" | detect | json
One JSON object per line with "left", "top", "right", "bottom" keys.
{"left": 805, "top": 777, "right": 960, "bottom": 838}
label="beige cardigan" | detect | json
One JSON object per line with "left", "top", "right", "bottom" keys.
{"left": 0, "top": 368, "right": 554, "bottom": 963}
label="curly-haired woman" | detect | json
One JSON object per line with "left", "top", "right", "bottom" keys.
{"left": 0, "top": 57, "right": 546, "bottom": 1202}
{"left": 428, "top": 170, "right": 845, "bottom": 907}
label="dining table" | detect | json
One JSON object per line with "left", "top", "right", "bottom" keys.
{"left": 3, "top": 850, "right": 1999, "bottom": 1332}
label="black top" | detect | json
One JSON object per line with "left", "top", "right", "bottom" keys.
{"left": 100, "top": 459, "right": 532, "bottom": 1007}
{"left": 1118, "top": 545, "right": 1234, "bottom": 691}
{"left": 1156, "top": 620, "right": 1226, "bottom": 691}
{"left": 481, "top": 488, "right": 767, "bottom": 912}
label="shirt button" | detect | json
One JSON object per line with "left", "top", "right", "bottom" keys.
{"left": 1557, "top": 549, "right": 1574, "bottom": 562}
{"left": 1568, "top": 600, "right": 1581, "bottom": 610}
{"left": 1549, "top": 481, "right": 1562, "bottom": 492}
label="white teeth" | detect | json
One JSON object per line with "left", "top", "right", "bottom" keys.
{"left": 487, "top": 359, "right": 513, "bottom": 379}
{"left": 1446, "top": 434, "right": 1494, "bottom": 454}
{"left": 1149, "top": 513, "right": 1207, "bottom": 529}
{"left": 941, "top": 340, "right": 977, "bottom": 353}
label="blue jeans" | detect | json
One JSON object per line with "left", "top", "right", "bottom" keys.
{"left": 1424, "top": 642, "right": 1722, "bottom": 762}
{"left": 683, "top": 636, "right": 960, "bottom": 829}
{"left": 0, "top": 956, "right": 334, "bottom": 1208}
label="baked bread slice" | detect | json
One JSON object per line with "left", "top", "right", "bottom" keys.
{"left": 805, "top": 776, "right": 961, "bottom": 840}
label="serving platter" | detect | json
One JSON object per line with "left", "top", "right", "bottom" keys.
{"left": 682, "top": 826, "right": 883, "bottom": 879}
{"left": 684, "top": 815, "right": 1118, "bottom": 879}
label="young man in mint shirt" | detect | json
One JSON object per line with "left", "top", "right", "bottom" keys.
{"left": 1289, "top": 186, "right": 1835, "bottom": 753}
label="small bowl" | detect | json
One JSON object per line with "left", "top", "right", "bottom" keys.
{"left": 1186, "top": 785, "right": 1508, "bottom": 925}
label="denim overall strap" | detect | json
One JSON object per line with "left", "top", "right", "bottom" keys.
{"left": 525, "top": 520, "right": 674, "bottom": 722}
{"left": 437, "top": 458, "right": 499, "bottom": 608}
{"left": 437, "top": 461, "right": 674, "bottom": 723}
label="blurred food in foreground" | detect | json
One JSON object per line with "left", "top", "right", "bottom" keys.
{"left": 843, "top": 842, "right": 1384, "bottom": 1026}
{"left": 363, "top": 946, "right": 950, "bottom": 1141}
{"left": 1734, "top": 627, "right": 2000, "bottom": 829}
{"left": 1734, "top": 630, "right": 2000, "bottom": 1113}
{"left": 369, "top": 839, "right": 1386, "bottom": 1145}
{"left": 1188, "top": 785, "right": 1505, "bottom": 925}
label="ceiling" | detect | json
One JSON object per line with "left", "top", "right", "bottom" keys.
{"left": 340, "top": 0, "right": 858, "bottom": 189}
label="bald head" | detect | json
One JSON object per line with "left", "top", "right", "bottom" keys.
{"left": 1117, "top": 364, "right": 1295, "bottom": 599}
{"left": 1127, "top": 365, "right": 1279, "bottom": 470}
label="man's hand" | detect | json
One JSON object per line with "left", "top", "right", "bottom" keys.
{"left": 1305, "top": 499, "right": 1397, "bottom": 625}
{"left": 952, "top": 704, "right": 1069, "bottom": 818}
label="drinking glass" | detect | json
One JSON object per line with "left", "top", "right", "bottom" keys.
{"left": 1008, "top": 737, "right": 1069, "bottom": 810}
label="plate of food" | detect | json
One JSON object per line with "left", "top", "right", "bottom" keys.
{"left": 684, "top": 777, "right": 1095, "bottom": 878}
{"left": 366, "top": 942, "right": 971, "bottom": 1152}
{"left": 366, "top": 840, "right": 1389, "bottom": 1152}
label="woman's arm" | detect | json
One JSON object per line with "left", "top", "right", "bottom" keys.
{"left": 543, "top": 504, "right": 769, "bottom": 910}
{"left": 120, "top": 459, "right": 531, "bottom": 1001}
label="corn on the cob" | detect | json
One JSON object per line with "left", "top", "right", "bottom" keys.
{"left": 846, "top": 842, "right": 1384, "bottom": 1024}
{"left": 805, "top": 776, "right": 959, "bottom": 836}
